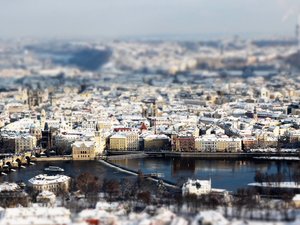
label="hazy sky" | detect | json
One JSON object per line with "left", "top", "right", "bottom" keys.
{"left": 0, "top": 0, "right": 300, "bottom": 39}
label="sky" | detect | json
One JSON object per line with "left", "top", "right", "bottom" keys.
{"left": 0, "top": 0, "right": 300, "bottom": 40}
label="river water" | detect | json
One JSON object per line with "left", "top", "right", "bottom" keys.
{"left": 0, "top": 158, "right": 298, "bottom": 192}
{"left": 0, "top": 160, "right": 134, "bottom": 184}
{"left": 110, "top": 157, "right": 299, "bottom": 191}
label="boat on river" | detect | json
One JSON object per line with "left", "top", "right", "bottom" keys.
{"left": 44, "top": 166, "right": 64, "bottom": 172}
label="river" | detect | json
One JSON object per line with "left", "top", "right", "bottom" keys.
{"left": 110, "top": 157, "right": 299, "bottom": 191}
{"left": 0, "top": 160, "right": 134, "bottom": 184}
{"left": 0, "top": 158, "right": 298, "bottom": 192}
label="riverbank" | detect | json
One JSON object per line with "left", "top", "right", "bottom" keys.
{"left": 34, "top": 156, "right": 72, "bottom": 162}
{"left": 107, "top": 150, "right": 300, "bottom": 160}
{"left": 248, "top": 182, "right": 300, "bottom": 189}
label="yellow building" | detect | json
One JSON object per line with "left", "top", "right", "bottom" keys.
{"left": 125, "top": 132, "right": 139, "bottom": 151}
{"left": 15, "top": 135, "right": 37, "bottom": 154}
{"left": 109, "top": 132, "right": 139, "bottom": 151}
{"left": 72, "top": 141, "right": 96, "bottom": 160}
{"left": 109, "top": 134, "right": 127, "bottom": 151}
{"left": 97, "top": 121, "right": 112, "bottom": 130}
{"left": 216, "top": 139, "right": 227, "bottom": 152}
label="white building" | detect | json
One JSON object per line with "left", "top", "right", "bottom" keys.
{"left": 28, "top": 174, "right": 71, "bottom": 193}
{"left": 182, "top": 179, "right": 211, "bottom": 196}
{"left": 195, "top": 135, "right": 242, "bottom": 152}
{"left": 36, "top": 191, "right": 56, "bottom": 207}
{"left": 195, "top": 135, "right": 216, "bottom": 152}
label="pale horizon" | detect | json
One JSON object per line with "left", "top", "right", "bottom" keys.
{"left": 0, "top": 0, "right": 300, "bottom": 40}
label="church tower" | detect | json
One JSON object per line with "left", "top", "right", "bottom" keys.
{"left": 253, "top": 106, "right": 258, "bottom": 121}
{"left": 94, "top": 124, "right": 106, "bottom": 155}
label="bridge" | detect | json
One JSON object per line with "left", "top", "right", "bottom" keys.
{"left": 0, "top": 152, "right": 34, "bottom": 171}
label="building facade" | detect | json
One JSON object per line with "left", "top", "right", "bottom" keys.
{"left": 182, "top": 179, "right": 211, "bottom": 196}
{"left": 174, "top": 136, "right": 195, "bottom": 152}
{"left": 15, "top": 135, "right": 37, "bottom": 154}
{"left": 28, "top": 174, "right": 71, "bottom": 194}
{"left": 72, "top": 141, "right": 96, "bottom": 160}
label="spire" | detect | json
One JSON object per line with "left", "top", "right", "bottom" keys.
{"left": 44, "top": 122, "right": 49, "bottom": 131}
{"left": 253, "top": 106, "right": 258, "bottom": 121}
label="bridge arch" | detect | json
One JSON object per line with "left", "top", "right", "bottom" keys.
{"left": 5, "top": 161, "right": 12, "bottom": 171}
{"left": 25, "top": 156, "right": 31, "bottom": 165}
{"left": 16, "top": 158, "right": 22, "bottom": 168}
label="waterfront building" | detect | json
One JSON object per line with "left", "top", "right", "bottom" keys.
{"left": 109, "top": 133, "right": 127, "bottom": 151}
{"left": 14, "top": 135, "right": 37, "bottom": 154}
{"left": 195, "top": 135, "right": 242, "bottom": 152}
{"left": 28, "top": 174, "right": 71, "bottom": 194}
{"left": 143, "top": 134, "right": 170, "bottom": 151}
{"left": 242, "top": 136, "right": 258, "bottom": 149}
{"left": 126, "top": 132, "right": 139, "bottom": 151}
{"left": 109, "top": 132, "right": 139, "bottom": 151}
{"left": 174, "top": 136, "right": 195, "bottom": 152}
{"left": 54, "top": 133, "right": 80, "bottom": 154}
{"left": 195, "top": 135, "right": 216, "bottom": 152}
{"left": 0, "top": 135, "right": 16, "bottom": 153}
{"left": 182, "top": 179, "right": 211, "bottom": 196}
{"left": 72, "top": 141, "right": 96, "bottom": 160}
{"left": 225, "top": 138, "right": 242, "bottom": 152}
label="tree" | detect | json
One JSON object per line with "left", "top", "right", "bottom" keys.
{"left": 137, "top": 191, "right": 151, "bottom": 205}
{"left": 137, "top": 169, "right": 144, "bottom": 188}
{"left": 103, "top": 179, "right": 121, "bottom": 201}
{"left": 254, "top": 171, "right": 265, "bottom": 183}
{"left": 76, "top": 173, "right": 102, "bottom": 196}
{"left": 120, "top": 178, "right": 136, "bottom": 199}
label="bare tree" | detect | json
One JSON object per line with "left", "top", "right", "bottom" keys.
{"left": 76, "top": 172, "right": 102, "bottom": 197}
{"left": 137, "top": 191, "right": 151, "bottom": 205}
{"left": 103, "top": 179, "right": 121, "bottom": 202}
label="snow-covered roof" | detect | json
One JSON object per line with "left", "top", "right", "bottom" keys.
{"left": 29, "top": 174, "right": 70, "bottom": 186}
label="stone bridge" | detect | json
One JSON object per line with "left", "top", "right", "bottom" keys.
{"left": 0, "top": 152, "right": 34, "bottom": 170}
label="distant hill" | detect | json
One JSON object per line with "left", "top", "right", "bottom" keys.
{"left": 26, "top": 43, "right": 112, "bottom": 71}
{"left": 65, "top": 48, "right": 112, "bottom": 71}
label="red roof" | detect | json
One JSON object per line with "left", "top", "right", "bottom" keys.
{"left": 86, "top": 219, "right": 99, "bottom": 225}
{"left": 140, "top": 122, "right": 148, "bottom": 130}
